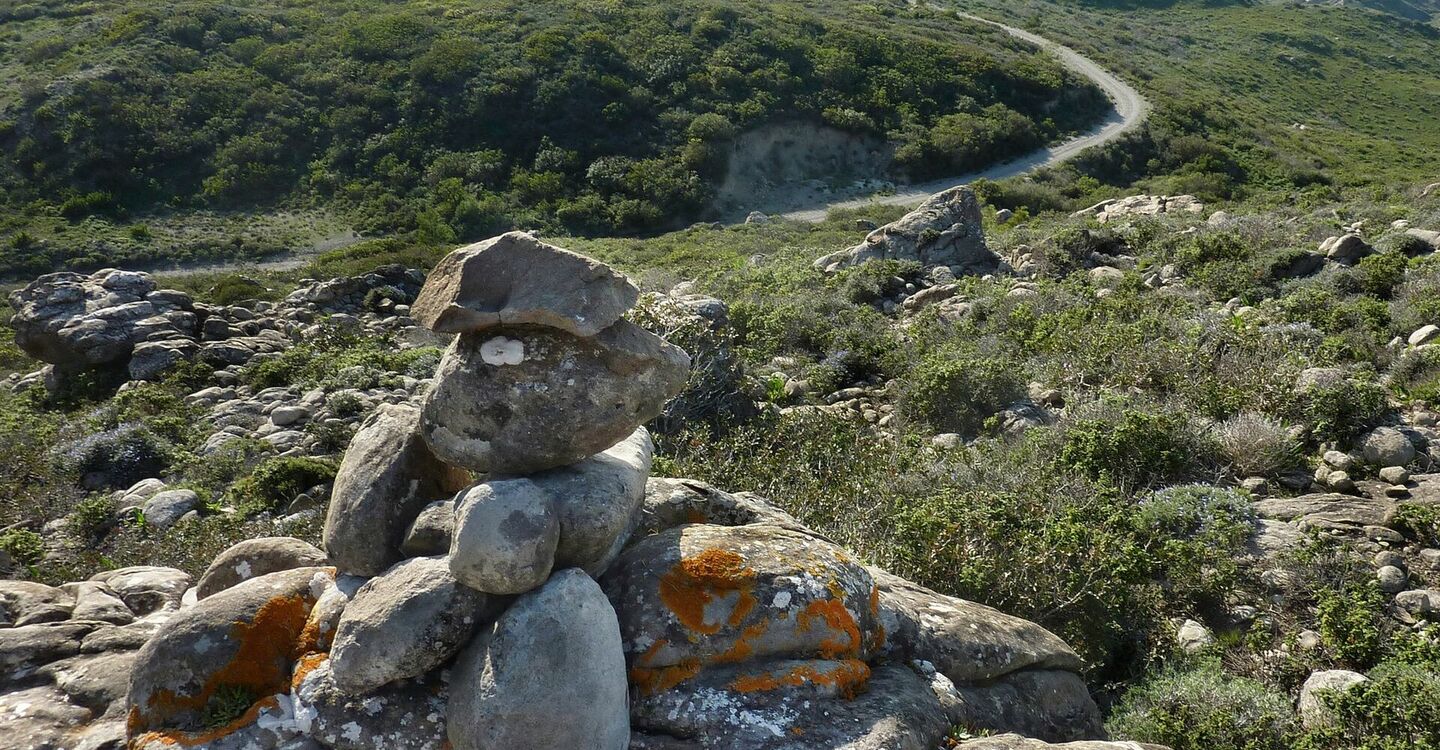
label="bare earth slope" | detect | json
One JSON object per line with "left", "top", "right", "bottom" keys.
{"left": 781, "top": 10, "right": 1151, "bottom": 223}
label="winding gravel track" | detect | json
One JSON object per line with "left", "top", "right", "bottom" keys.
{"left": 780, "top": 11, "right": 1150, "bottom": 223}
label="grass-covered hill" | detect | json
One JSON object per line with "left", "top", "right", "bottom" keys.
{"left": 0, "top": 0, "right": 1109, "bottom": 275}
{"left": 960, "top": 0, "right": 1440, "bottom": 214}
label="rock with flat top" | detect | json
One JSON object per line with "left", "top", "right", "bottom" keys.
{"left": 410, "top": 232, "right": 638, "bottom": 337}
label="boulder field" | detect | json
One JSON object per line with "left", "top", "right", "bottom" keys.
{"left": 0, "top": 234, "right": 1161, "bottom": 750}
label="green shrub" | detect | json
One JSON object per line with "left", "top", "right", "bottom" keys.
{"left": 1296, "top": 663, "right": 1440, "bottom": 750}
{"left": 1390, "top": 347, "right": 1440, "bottom": 405}
{"left": 229, "top": 456, "right": 336, "bottom": 514}
{"left": 1213, "top": 411, "right": 1298, "bottom": 477}
{"left": 1391, "top": 503, "right": 1440, "bottom": 547}
{"left": 1059, "top": 402, "right": 1214, "bottom": 488}
{"left": 1287, "top": 377, "right": 1390, "bottom": 445}
{"left": 0, "top": 529, "right": 45, "bottom": 565}
{"left": 1108, "top": 661, "right": 1297, "bottom": 750}
{"left": 834, "top": 259, "right": 922, "bottom": 305}
{"left": 1355, "top": 252, "right": 1408, "bottom": 298}
{"left": 897, "top": 349, "right": 1025, "bottom": 436}
{"left": 70, "top": 494, "right": 117, "bottom": 542}
{"left": 1317, "top": 583, "right": 1386, "bottom": 668}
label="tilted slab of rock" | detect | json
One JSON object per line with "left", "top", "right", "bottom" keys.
{"left": 197, "top": 537, "right": 329, "bottom": 600}
{"left": 867, "top": 567, "right": 1083, "bottom": 682}
{"left": 126, "top": 566, "right": 335, "bottom": 738}
{"left": 636, "top": 478, "right": 805, "bottom": 537}
{"left": 419, "top": 321, "right": 689, "bottom": 474}
{"left": 411, "top": 231, "right": 639, "bottom": 337}
{"left": 449, "top": 569, "right": 629, "bottom": 750}
{"left": 628, "top": 662, "right": 951, "bottom": 750}
{"left": 324, "top": 403, "right": 472, "bottom": 577}
{"left": 1254, "top": 493, "right": 1396, "bottom": 533}
{"left": 1071, "top": 194, "right": 1204, "bottom": 223}
{"left": 602, "top": 523, "right": 881, "bottom": 684}
{"left": 330, "top": 556, "right": 499, "bottom": 694}
{"left": 7, "top": 269, "right": 197, "bottom": 369}
{"left": 814, "top": 186, "right": 998, "bottom": 273}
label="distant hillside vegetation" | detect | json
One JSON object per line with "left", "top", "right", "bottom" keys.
{"left": 0, "top": 0, "right": 1107, "bottom": 272}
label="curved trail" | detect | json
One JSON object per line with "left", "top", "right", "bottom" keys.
{"left": 780, "top": 11, "right": 1149, "bottom": 223}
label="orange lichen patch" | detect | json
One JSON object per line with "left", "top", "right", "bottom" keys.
{"left": 658, "top": 548, "right": 757, "bottom": 636}
{"left": 630, "top": 658, "right": 702, "bottom": 696}
{"left": 868, "top": 585, "right": 880, "bottom": 618}
{"left": 634, "top": 639, "right": 669, "bottom": 668}
{"left": 729, "top": 659, "right": 871, "bottom": 699}
{"left": 715, "top": 620, "right": 770, "bottom": 664}
{"left": 290, "top": 652, "right": 329, "bottom": 692}
{"left": 131, "top": 590, "right": 318, "bottom": 735}
{"left": 131, "top": 696, "right": 281, "bottom": 748}
{"left": 797, "top": 599, "right": 862, "bottom": 659}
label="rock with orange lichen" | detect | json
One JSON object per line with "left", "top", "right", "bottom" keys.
{"left": 125, "top": 566, "right": 336, "bottom": 737}
{"left": 951, "top": 733, "right": 1171, "bottom": 750}
{"left": 867, "top": 566, "right": 1083, "bottom": 683}
{"left": 293, "top": 657, "right": 450, "bottom": 750}
{"left": 628, "top": 662, "right": 952, "bottom": 750}
{"left": 600, "top": 523, "right": 879, "bottom": 676}
{"left": 323, "top": 403, "right": 472, "bottom": 577}
{"left": 635, "top": 479, "right": 804, "bottom": 537}
{"left": 449, "top": 569, "right": 629, "bottom": 750}
{"left": 329, "top": 556, "right": 500, "bottom": 694}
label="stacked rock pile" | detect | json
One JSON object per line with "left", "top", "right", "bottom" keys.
{"left": 1, "top": 233, "right": 1137, "bottom": 749}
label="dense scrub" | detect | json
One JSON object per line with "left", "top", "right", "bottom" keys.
{"left": 0, "top": 0, "right": 1107, "bottom": 274}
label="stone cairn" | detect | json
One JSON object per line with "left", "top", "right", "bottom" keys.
{"left": 106, "top": 232, "right": 1111, "bottom": 750}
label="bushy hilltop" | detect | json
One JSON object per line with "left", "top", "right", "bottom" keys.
{"left": 2, "top": 179, "right": 1440, "bottom": 747}
{"left": 0, "top": 0, "right": 1107, "bottom": 274}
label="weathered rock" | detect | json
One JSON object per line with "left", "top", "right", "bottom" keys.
{"left": 400, "top": 499, "right": 455, "bottom": 557}
{"left": 7, "top": 269, "right": 195, "bottom": 370}
{"left": 0, "top": 685, "right": 93, "bottom": 749}
{"left": 0, "top": 580, "right": 74, "bottom": 627}
{"left": 1175, "top": 619, "right": 1216, "bottom": 653}
{"left": 636, "top": 478, "right": 803, "bottom": 537}
{"left": 1409, "top": 324, "right": 1440, "bottom": 347}
{"left": 419, "top": 321, "right": 689, "bottom": 474}
{"left": 141, "top": 489, "right": 201, "bottom": 530}
{"left": 449, "top": 479, "right": 559, "bottom": 595}
{"left": 602, "top": 524, "right": 880, "bottom": 680}
{"left": 1, "top": 622, "right": 96, "bottom": 681}
{"left": 1404, "top": 227, "right": 1440, "bottom": 251}
{"left": 411, "top": 232, "right": 639, "bottom": 337}
{"left": 815, "top": 186, "right": 997, "bottom": 273}
{"left": 324, "top": 403, "right": 472, "bottom": 576}
{"left": 197, "top": 537, "right": 329, "bottom": 600}
{"left": 1298, "top": 669, "right": 1369, "bottom": 729}
{"left": 87, "top": 566, "right": 190, "bottom": 616}
{"left": 128, "top": 339, "right": 198, "bottom": 381}
{"left": 1321, "top": 233, "right": 1373, "bottom": 265}
{"left": 126, "top": 567, "right": 334, "bottom": 736}
{"left": 521, "top": 426, "right": 653, "bottom": 576}
{"left": 952, "top": 735, "right": 1169, "bottom": 750}
{"left": 449, "top": 569, "right": 629, "bottom": 750}
{"left": 867, "top": 567, "right": 1083, "bottom": 682}
{"left": 629, "top": 662, "right": 948, "bottom": 750}
{"left": 39, "top": 650, "right": 137, "bottom": 716}
{"left": 1361, "top": 426, "right": 1417, "bottom": 467}
{"left": 329, "top": 556, "right": 497, "bottom": 694}
{"left": 1071, "top": 194, "right": 1204, "bottom": 224}
{"left": 67, "top": 582, "right": 135, "bottom": 625}
{"left": 294, "top": 657, "right": 450, "bottom": 750}
{"left": 946, "top": 669, "right": 1103, "bottom": 742}
{"left": 1254, "top": 493, "right": 1394, "bottom": 534}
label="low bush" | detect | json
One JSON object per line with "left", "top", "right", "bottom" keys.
{"left": 1058, "top": 400, "right": 1216, "bottom": 489}
{"left": 228, "top": 456, "right": 336, "bottom": 514}
{"left": 0, "top": 529, "right": 45, "bottom": 566}
{"left": 1107, "top": 660, "right": 1297, "bottom": 750}
{"left": 1213, "top": 411, "right": 1298, "bottom": 477}
{"left": 896, "top": 348, "right": 1025, "bottom": 436}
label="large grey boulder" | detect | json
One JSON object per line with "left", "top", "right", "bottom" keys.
{"left": 1321, "top": 234, "right": 1374, "bottom": 265}
{"left": 294, "top": 657, "right": 450, "bottom": 750}
{"left": 449, "top": 479, "right": 560, "bottom": 595}
{"left": 324, "top": 402, "right": 472, "bottom": 576}
{"left": 449, "top": 569, "right": 629, "bottom": 750}
{"left": 1360, "top": 426, "right": 1417, "bottom": 467}
{"left": 602, "top": 523, "right": 880, "bottom": 676}
{"left": 65, "top": 582, "right": 134, "bottom": 625}
{"left": 126, "top": 567, "right": 334, "bottom": 735}
{"left": 629, "top": 662, "right": 950, "bottom": 750}
{"left": 814, "top": 186, "right": 997, "bottom": 273}
{"left": 196, "top": 537, "right": 328, "bottom": 600}
{"left": 1, "top": 622, "right": 98, "bottom": 681}
{"left": 411, "top": 231, "right": 639, "bottom": 337}
{"left": 419, "top": 321, "right": 689, "bottom": 474}
{"left": 867, "top": 567, "right": 1083, "bottom": 682}
{"left": 329, "top": 556, "right": 498, "bottom": 694}
{"left": 7, "top": 269, "right": 197, "bottom": 370}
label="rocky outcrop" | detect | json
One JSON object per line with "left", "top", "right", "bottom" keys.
{"left": 814, "top": 186, "right": 999, "bottom": 273}
{"left": 1, "top": 236, "right": 1113, "bottom": 750}
{"left": 1071, "top": 194, "right": 1204, "bottom": 223}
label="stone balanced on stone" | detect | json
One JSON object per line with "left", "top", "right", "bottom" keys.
{"left": 119, "top": 232, "right": 1115, "bottom": 750}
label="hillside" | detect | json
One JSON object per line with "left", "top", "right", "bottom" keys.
{"left": 0, "top": 0, "right": 1109, "bottom": 275}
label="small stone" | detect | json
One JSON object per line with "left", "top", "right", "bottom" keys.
{"left": 1325, "top": 471, "right": 1356, "bottom": 494}
{"left": 1374, "top": 550, "right": 1405, "bottom": 569}
{"left": 1298, "top": 670, "right": 1369, "bottom": 729}
{"left": 1322, "top": 450, "right": 1355, "bottom": 472}
{"left": 270, "top": 405, "right": 310, "bottom": 426}
{"left": 1379, "top": 466, "right": 1411, "bottom": 485}
{"left": 1240, "top": 477, "right": 1269, "bottom": 496}
{"left": 1365, "top": 525, "right": 1406, "bottom": 544}
{"left": 1296, "top": 630, "right": 1323, "bottom": 651}
{"left": 1409, "top": 324, "right": 1439, "bottom": 347}
{"left": 141, "top": 490, "right": 200, "bottom": 531}
{"left": 1176, "top": 619, "right": 1216, "bottom": 653}
{"left": 1377, "top": 565, "right": 1408, "bottom": 593}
